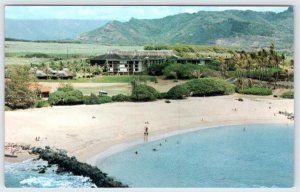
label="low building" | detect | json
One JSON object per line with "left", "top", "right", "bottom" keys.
{"left": 176, "top": 58, "right": 212, "bottom": 65}
{"left": 30, "top": 67, "right": 74, "bottom": 79}
{"left": 89, "top": 50, "right": 212, "bottom": 75}
{"left": 29, "top": 83, "right": 52, "bottom": 98}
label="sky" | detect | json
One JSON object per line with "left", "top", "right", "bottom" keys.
{"left": 5, "top": 6, "right": 289, "bottom": 21}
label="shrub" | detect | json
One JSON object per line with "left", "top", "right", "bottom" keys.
{"left": 166, "top": 84, "right": 190, "bottom": 99}
{"left": 207, "top": 60, "right": 220, "bottom": 71}
{"left": 158, "top": 92, "right": 168, "bottom": 99}
{"left": 238, "top": 86, "right": 272, "bottom": 95}
{"left": 98, "top": 96, "right": 113, "bottom": 104}
{"left": 198, "top": 65, "right": 221, "bottom": 78}
{"left": 23, "top": 53, "right": 51, "bottom": 58}
{"left": 163, "top": 63, "right": 200, "bottom": 79}
{"left": 83, "top": 93, "right": 100, "bottom": 105}
{"left": 148, "top": 63, "right": 170, "bottom": 76}
{"left": 63, "top": 90, "right": 84, "bottom": 104}
{"left": 83, "top": 94, "right": 113, "bottom": 105}
{"left": 34, "top": 100, "right": 50, "bottom": 108}
{"left": 185, "top": 78, "right": 235, "bottom": 96}
{"left": 48, "top": 89, "right": 83, "bottom": 105}
{"left": 281, "top": 90, "right": 294, "bottom": 99}
{"left": 163, "top": 64, "right": 220, "bottom": 79}
{"left": 112, "top": 94, "right": 131, "bottom": 102}
{"left": 5, "top": 106, "right": 12, "bottom": 111}
{"left": 48, "top": 91, "right": 64, "bottom": 105}
{"left": 131, "top": 84, "right": 160, "bottom": 101}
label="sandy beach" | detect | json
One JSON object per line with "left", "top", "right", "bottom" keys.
{"left": 5, "top": 94, "right": 294, "bottom": 163}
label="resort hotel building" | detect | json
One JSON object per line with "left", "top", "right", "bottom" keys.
{"left": 89, "top": 49, "right": 212, "bottom": 75}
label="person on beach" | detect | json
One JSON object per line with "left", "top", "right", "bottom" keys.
{"left": 144, "top": 122, "right": 149, "bottom": 142}
{"left": 144, "top": 121, "right": 149, "bottom": 136}
{"left": 144, "top": 127, "right": 148, "bottom": 135}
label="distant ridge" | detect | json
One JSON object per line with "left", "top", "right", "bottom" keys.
{"left": 5, "top": 19, "right": 108, "bottom": 41}
{"left": 76, "top": 7, "right": 293, "bottom": 52}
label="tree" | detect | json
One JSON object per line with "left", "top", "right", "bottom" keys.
{"left": 5, "top": 66, "right": 38, "bottom": 109}
{"left": 95, "top": 65, "right": 103, "bottom": 75}
{"left": 232, "top": 52, "right": 246, "bottom": 89}
{"left": 129, "top": 75, "right": 148, "bottom": 91}
{"left": 216, "top": 56, "right": 228, "bottom": 77}
{"left": 268, "top": 43, "right": 283, "bottom": 86}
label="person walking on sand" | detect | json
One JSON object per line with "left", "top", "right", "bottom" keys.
{"left": 144, "top": 126, "right": 149, "bottom": 136}
{"left": 144, "top": 122, "right": 149, "bottom": 142}
{"left": 144, "top": 121, "right": 149, "bottom": 135}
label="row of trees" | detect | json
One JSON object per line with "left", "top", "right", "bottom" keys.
{"left": 231, "top": 43, "right": 286, "bottom": 88}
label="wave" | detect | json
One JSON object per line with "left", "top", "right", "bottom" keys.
{"left": 5, "top": 159, "right": 96, "bottom": 188}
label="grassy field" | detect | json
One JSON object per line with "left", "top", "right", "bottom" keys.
{"left": 5, "top": 57, "right": 53, "bottom": 66}
{"left": 5, "top": 41, "right": 234, "bottom": 66}
{"left": 5, "top": 41, "right": 142, "bottom": 56}
{"left": 40, "top": 77, "right": 187, "bottom": 96}
{"left": 5, "top": 41, "right": 142, "bottom": 65}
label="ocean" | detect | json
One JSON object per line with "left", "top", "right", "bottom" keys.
{"left": 5, "top": 159, "right": 96, "bottom": 188}
{"left": 97, "top": 124, "right": 294, "bottom": 187}
{"left": 5, "top": 124, "right": 294, "bottom": 188}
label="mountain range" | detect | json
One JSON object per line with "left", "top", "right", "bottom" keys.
{"left": 5, "top": 19, "right": 107, "bottom": 40}
{"left": 76, "top": 7, "right": 293, "bottom": 52}
{"left": 5, "top": 8, "right": 294, "bottom": 52}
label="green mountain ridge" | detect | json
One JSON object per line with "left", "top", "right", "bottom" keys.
{"left": 76, "top": 7, "right": 293, "bottom": 52}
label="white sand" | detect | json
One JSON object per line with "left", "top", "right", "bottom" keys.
{"left": 5, "top": 94, "right": 294, "bottom": 163}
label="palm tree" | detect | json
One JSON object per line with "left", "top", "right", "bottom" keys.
{"left": 268, "top": 43, "right": 283, "bottom": 87}
{"left": 216, "top": 56, "right": 227, "bottom": 78}
{"left": 232, "top": 52, "right": 245, "bottom": 89}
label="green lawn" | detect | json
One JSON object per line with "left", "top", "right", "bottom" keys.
{"left": 5, "top": 41, "right": 143, "bottom": 65}
{"left": 5, "top": 41, "right": 142, "bottom": 58}
{"left": 37, "top": 76, "right": 185, "bottom": 96}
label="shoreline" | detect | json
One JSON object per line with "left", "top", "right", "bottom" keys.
{"left": 5, "top": 121, "right": 293, "bottom": 166}
{"left": 5, "top": 95, "right": 294, "bottom": 164}
{"left": 86, "top": 121, "right": 293, "bottom": 166}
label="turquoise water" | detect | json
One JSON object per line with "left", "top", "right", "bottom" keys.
{"left": 5, "top": 159, "right": 96, "bottom": 188}
{"left": 97, "top": 124, "right": 294, "bottom": 188}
